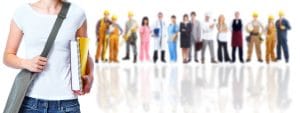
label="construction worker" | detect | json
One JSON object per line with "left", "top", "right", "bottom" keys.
{"left": 276, "top": 11, "right": 291, "bottom": 63}
{"left": 246, "top": 12, "right": 264, "bottom": 63}
{"left": 122, "top": 11, "right": 138, "bottom": 63}
{"left": 265, "top": 15, "right": 277, "bottom": 64}
{"left": 95, "top": 10, "right": 111, "bottom": 63}
{"left": 109, "top": 15, "right": 123, "bottom": 63}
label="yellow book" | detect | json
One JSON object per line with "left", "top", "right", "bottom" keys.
{"left": 70, "top": 37, "right": 89, "bottom": 91}
{"left": 78, "top": 37, "right": 90, "bottom": 76}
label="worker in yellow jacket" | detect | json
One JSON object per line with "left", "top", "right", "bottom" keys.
{"left": 109, "top": 15, "right": 123, "bottom": 63}
{"left": 95, "top": 10, "right": 112, "bottom": 63}
{"left": 265, "top": 15, "right": 277, "bottom": 64}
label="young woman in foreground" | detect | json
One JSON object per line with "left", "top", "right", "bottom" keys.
{"left": 3, "top": 0, "right": 94, "bottom": 112}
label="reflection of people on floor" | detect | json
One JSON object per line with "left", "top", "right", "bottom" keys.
{"left": 207, "top": 65, "right": 217, "bottom": 89}
{"left": 181, "top": 65, "right": 194, "bottom": 113}
{"left": 152, "top": 65, "right": 168, "bottom": 113}
{"left": 203, "top": 65, "right": 218, "bottom": 113}
{"left": 124, "top": 66, "right": 138, "bottom": 112}
{"left": 139, "top": 66, "right": 152, "bottom": 112}
{"left": 277, "top": 66, "right": 291, "bottom": 111}
{"left": 109, "top": 66, "right": 121, "bottom": 108}
{"left": 194, "top": 66, "right": 206, "bottom": 113}
{"left": 217, "top": 65, "right": 231, "bottom": 113}
{"left": 168, "top": 66, "right": 179, "bottom": 113}
{"left": 93, "top": 65, "right": 292, "bottom": 113}
{"left": 267, "top": 66, "right": 278, "bottom": 113}
{"left": 232, "top": 66, "right": 244, "bottom": 112}
{"left": 96, "top": 65, "right": 111, "bottom": 112}
{"left": 247, "top": 66, "right": 264, "bottom": 113}
{"left": 195, "top": 66, "right": 207, "bottom": 88}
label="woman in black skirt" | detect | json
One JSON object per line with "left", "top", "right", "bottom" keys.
{"left": 180, "top": 14, "right": 192, "bottom": 63}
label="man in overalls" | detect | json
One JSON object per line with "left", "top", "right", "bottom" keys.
{"left": 95, "top": 10, "right": 111, "bottom": 63}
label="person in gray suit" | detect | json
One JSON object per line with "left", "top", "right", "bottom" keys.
{"left": 189, "top": 11, "right": 202, "bottom": 63}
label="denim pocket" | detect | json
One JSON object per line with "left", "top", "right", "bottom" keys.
{"left": 19, "top": 107, "right": 39, "bottom": 113}
{"left": 20, "top": 98, "right": 38, "bottom": 110}
{"left": 61, "top": 100, "right": 81, "bottom": 113}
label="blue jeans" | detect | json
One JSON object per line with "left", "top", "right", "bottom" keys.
{"left": 168, "top": 41, "right": 177, "bottom": 62}
{"left": 19, "top": 97, "right": 80, "bottom": 113}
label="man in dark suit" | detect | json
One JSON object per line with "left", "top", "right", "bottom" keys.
{"left": 276, "top": 11, "right": 291, "bottom": 63}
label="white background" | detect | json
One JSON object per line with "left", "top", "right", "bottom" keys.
{"left": 0, "top": 0, "right": 299, "bottom": 113}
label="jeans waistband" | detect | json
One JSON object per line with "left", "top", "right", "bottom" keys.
{"left": 23, "top": 96, "right": 79, "bottom": 110}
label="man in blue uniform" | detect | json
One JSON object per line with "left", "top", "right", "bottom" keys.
{"left": 275, "top": 11, "right": 291, "bottom": 63}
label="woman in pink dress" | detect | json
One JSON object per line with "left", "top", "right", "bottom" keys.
{"left": 139, "top": 17, "right": 151, "bottom": 62}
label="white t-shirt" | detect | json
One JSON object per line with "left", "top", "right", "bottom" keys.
{"left": 217, "top": 24, "right": 228, "bottom": 42}
{"left": 13, "top": 3, "right": 86, "bottom": 100}
{"left": 201, "top": 21, "right": 214, "bottom": 40}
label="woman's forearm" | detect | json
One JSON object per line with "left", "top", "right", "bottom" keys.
{"left": 86, "top": 55, "right": 94, "bottom": 76}
{"left": 3, "top": 53, "right": 25, "bottom": 69}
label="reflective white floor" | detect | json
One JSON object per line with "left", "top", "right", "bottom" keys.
{"left": 75, "top": 64, "right": 297, "bottom": 113}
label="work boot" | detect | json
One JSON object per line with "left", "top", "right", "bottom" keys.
{"left": 161, "top": 51, "right": 166, "bottom": 63}
{"left": 122, "top": 52, "right": 130, "bottom": 60}
{"left": 133, "top": 55, "right": 137, "bottom": 63}
{"left": 153, "top": 51, "right": 158, "bottom": 63}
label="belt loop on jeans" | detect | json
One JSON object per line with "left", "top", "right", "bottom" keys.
{"left": 57, "top": 101, "right": 62, "bottom": 111}
{"left": 32, "top": 97, "right": 38, "bottom": 109}
{"left": 25, "top": 96, "right": 38, "bottom": 109}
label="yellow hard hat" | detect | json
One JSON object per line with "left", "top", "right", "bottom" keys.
{"left": 128, "top": 11, "right": 134, "bottom": 17}
{"left": 268, "top": 15, "right": 274, "bottom": 20}
{"left": 279, "top": 10, "right": 285, "bottom": 17}
{"left": 103, "top": 10, "right": 110, "bottom": 15}
{"left": 112, "top": 15, "right": 118, "bottom": 20}
{"left": 252, "top": 12, "right": 258, "bottom": 17}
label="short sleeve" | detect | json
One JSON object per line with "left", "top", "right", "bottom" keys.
{"left": 72, "top": 4, "right": 87, "bottom": 30}
{"left": 77, "top": 12, "right": 86, "bottom": 30}
{"left": 12, "top": 5, "right": 26, "bottom": 31}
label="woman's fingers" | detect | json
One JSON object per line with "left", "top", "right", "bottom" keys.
{"left": 36, "top": 64, "right": 44, "bottom": 70}
{"left": 82, "top": 76, "right": 93, "bottom": 94}
{"left": 37, "top": 60, "right": 47, "bottom": 66}
{"left": 73, "top": 90, "right": 84, "bottom": 95}
{"left": 39, "top": 57, "right": 48, "bottom": 62}
{"left": 28, "top": 56, "right": 48, "bottom": 72}
{"left": 32, "top": 64, "right": 43, "bottom": 72}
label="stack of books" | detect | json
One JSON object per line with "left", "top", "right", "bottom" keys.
{"left": 70, "top": 37, "right": 90, "bottom": 91}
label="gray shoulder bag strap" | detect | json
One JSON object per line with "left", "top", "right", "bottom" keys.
{"left": 3, "top": 2, "right": 70, "bottom": 113}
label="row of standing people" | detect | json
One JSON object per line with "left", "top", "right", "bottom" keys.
{"left": 95, "top": 10, "right": 291, "bottom": 64}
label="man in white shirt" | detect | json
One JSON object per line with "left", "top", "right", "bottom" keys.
{"left": 201, "top": 12, "right": 217, "bottom": 64}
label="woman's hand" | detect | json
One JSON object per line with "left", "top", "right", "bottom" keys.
{"left": 82, "top": 75, "right": 93, "bottom": 94}
{"left": 21, "top": 56, "right": 48, "bottom": 72}
{"left": 73, "top": 75, "right": 93, "bottom": 95}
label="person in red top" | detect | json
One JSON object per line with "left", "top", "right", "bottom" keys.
{"left": 231, "top": 11, "right": 244, "bottom": 63}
